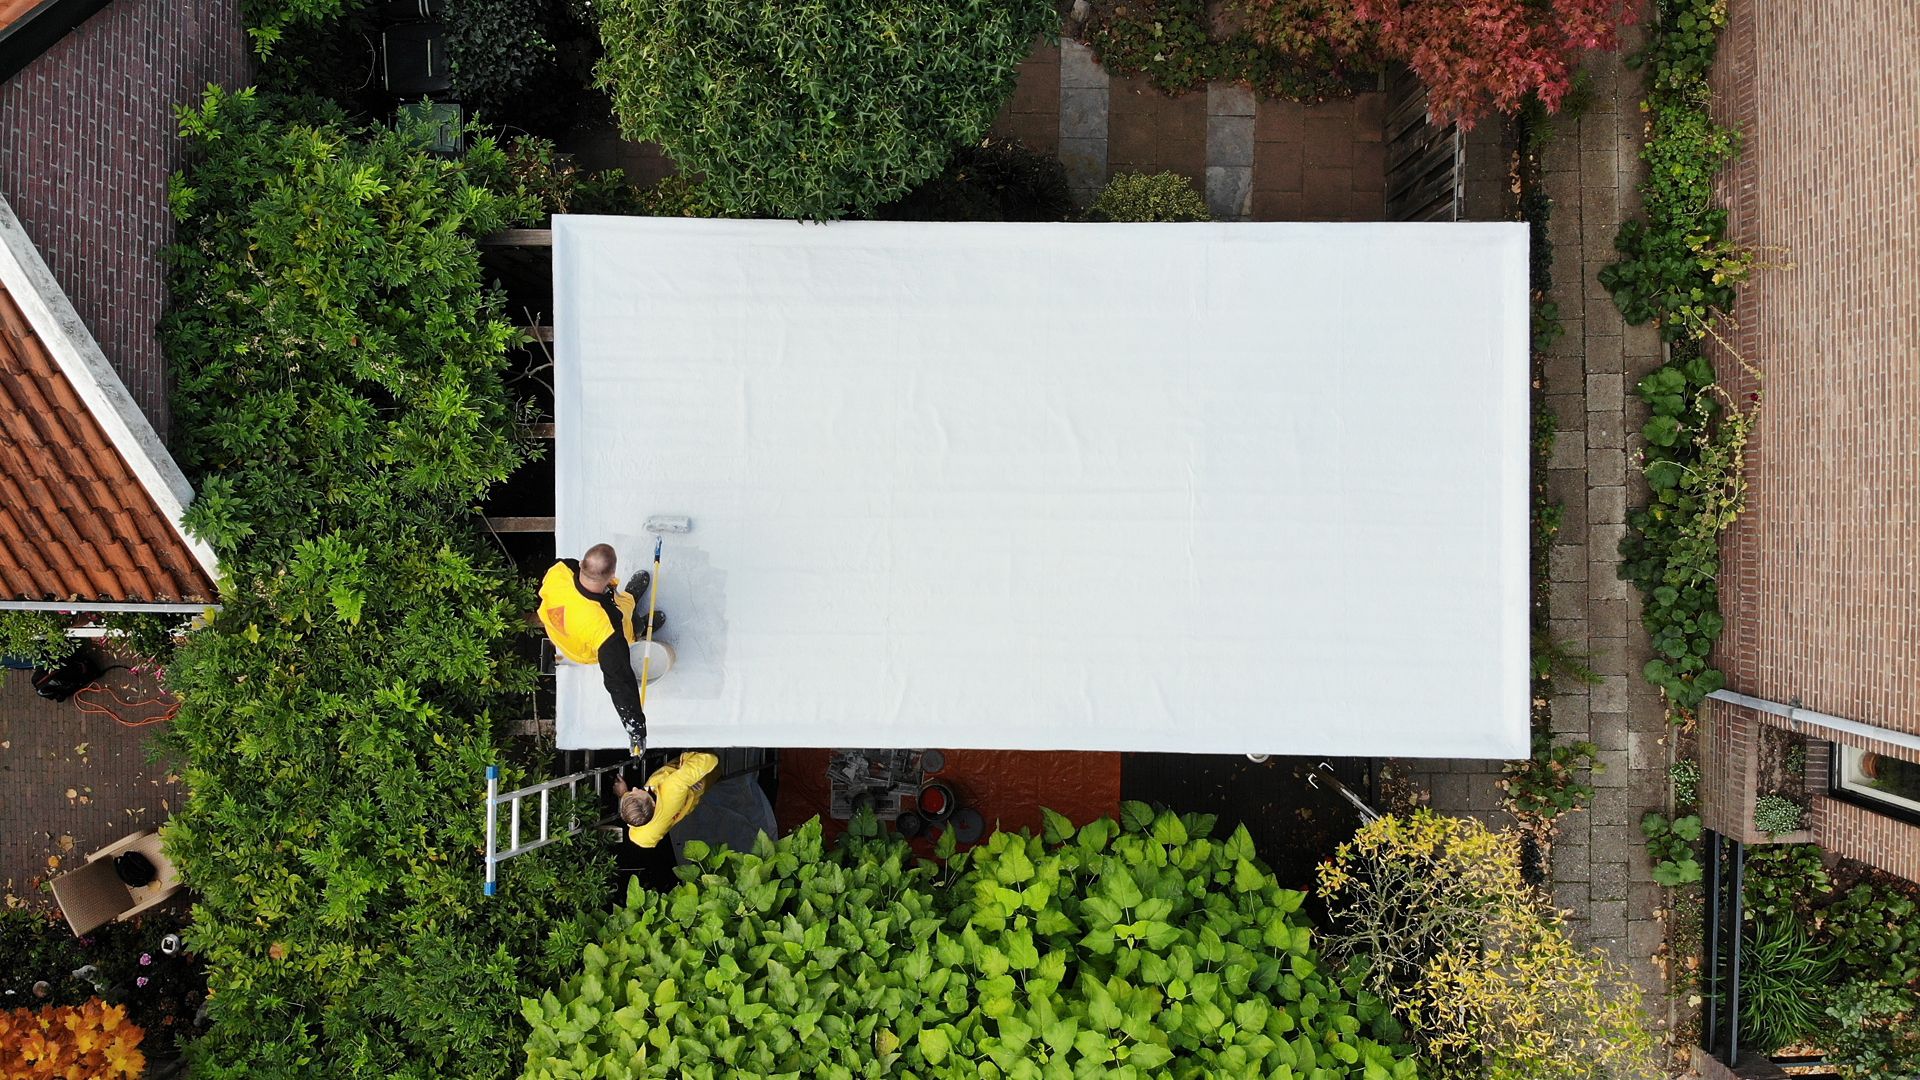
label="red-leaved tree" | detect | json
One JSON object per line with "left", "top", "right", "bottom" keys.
{"left": 1348, "top": 0, "right": 1635, "bottom": 126}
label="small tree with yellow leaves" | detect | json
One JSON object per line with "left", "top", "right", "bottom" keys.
{"left": 1317, "top": 811, "right": 1658, "bottom": 1080}
{"left": 0, "top": 998, "right": 146, "bottom": 1079}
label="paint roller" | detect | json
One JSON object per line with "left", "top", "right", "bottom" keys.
{"left": 632, "top": 516, "right": 689, "bottom": 755}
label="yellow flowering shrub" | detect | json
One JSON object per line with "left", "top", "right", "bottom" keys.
{"left": 1318, "top": 811, "right": 1658, "bottom": 1080}
{"left": 0, "top": 998, "right": 145, "bottom": 1079}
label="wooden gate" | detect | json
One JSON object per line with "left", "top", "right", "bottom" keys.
{"left": 1384, "top": 66, "right": 1463, "bottom": 222}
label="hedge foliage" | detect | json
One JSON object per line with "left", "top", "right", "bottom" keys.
{"left": 594, "top": 0, "right": 1057, "bottom": 219}
{"left": 157, "top": 87, "right": 608, "bottom": 1079}
{"left": 1602, "top": 0, "right": 1755, "bottom": 715}
{"left": 1088, "top": 173, "right": 1212, "bottom": 223}
{"left": 522, "top": 806, "right": 1418, "bottom": 1079}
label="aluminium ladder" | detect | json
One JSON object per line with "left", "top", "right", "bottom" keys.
{"left": 482, "top": 755, "right": 631, "bottom": 895}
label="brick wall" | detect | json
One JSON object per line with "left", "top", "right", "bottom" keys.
{"left": 1704, "top": 0, "right": 1920, "bottom": 878}
{"left": 0, "top": 0, "right": 248, "bottom": 442}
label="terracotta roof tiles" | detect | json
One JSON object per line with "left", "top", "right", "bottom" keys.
{"left": 0, "top": 280, "right": 215, "bottom": 603}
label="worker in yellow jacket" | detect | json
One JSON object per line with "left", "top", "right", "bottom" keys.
{"left": 613, "top": 752, "right": 720, "bottom": 848}
{"left": 538, "top": 543, "right": 665, "bottom": 750}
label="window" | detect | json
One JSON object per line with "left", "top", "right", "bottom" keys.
{"left": 1833, "top": 744, "right": 1920, "bottom": 823}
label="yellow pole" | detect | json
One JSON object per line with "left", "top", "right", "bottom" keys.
{"left": 633, "top": 535, "right": 663, "bottom": 756}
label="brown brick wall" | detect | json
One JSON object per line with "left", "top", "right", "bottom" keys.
{"left": 1705, "top": 1, "right": 1920, "bottom": 878}
{"left": 1710, "top": 0, "right": 1920, "bottom": 733}
{"left": 1700, "top": 699, "right": 1765, "bottom": 843}
{"left": 0, "top": 0, "right": 248, "bottom": 442}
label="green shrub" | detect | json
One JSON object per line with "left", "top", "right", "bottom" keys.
{"left": 595, "top": 0, "right": 1056, "bottom": 220}
{"left": 0, "top": 610, "right": 79, "bottom": 672}
{"left": 1741, "top": 844, "right": 1828, "bottom": 923}
{"left": 1087, "top": 171, "right": 1213, "bottom": 223}
{"left": 1823, "top": 981, "right": 1920, "bottom": 1080}
{"left": 1640, "top": 812, "right": 1702, "bottom": 886}
{"left": 1602, "top": 0, "right": 1756, "bottom": 721}
{"left": 1085, "top": 0, "right": 1373, "bottom": 101}
{"left": 1501, "top": 733, "right": 1601, "bottom": 821}
{"left": 100, "top": 612, "right": 191, "bottom": 670}
{"left": 159, "top": 86, "right": 608, "bottom": 1080}
{"left": 877, "top": 138, "right": 1073, "bottom": 222}
{"left": 521, "top": 807, "right": 1419, "bottom": 1079}
{"left": 1729, "top": 917, "right": 1839, "bottom": 1056}
{"left": 1826, "top": 883, "right": 1920, "bottom": 988}
{"left": 1669, "top": 758, "right": 1700, "bottom": 805}
{"left": 443, "top": 0, "right": 565, "bottom": 129}
{"left": 1754, "top": 794, "right": 1806, "bottom": 837}
{"left": 241, "top": 0, "right": 356, "bottom": 56}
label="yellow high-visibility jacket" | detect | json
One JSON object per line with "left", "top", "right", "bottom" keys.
{"left": 538, "top": 561, "right": 637, "bottom": 664}
{"left": 630, "top": 752, "right": 720, "bottom": 849}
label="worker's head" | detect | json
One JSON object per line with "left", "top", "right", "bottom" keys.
{"left": 579, "top": 543, "right": 618, "bottom": 591}
{"left": 618, "top": 786, "right": 657, "bottom": 828}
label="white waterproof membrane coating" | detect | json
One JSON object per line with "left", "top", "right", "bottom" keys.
{"left": 553, "top": 217, "right": 1529, "bottom": 757}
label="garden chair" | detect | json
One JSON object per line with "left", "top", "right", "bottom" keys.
{"left": 49, "top": 829, "right": 182, "bottom": 937}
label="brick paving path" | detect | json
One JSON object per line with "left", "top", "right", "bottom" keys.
{"left": 0, "top": 665, "right": 183, "bottom": 911}
{"left": 994, "top": 39, "right": 1389, "bottom": 219}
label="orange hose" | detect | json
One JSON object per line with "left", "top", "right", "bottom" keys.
{"left": 74, "top": 682, "right": 179, "bottom": 727}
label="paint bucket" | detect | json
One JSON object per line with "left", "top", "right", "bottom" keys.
{"left": 629, "top": 640, "right": 675, "bottom": 684}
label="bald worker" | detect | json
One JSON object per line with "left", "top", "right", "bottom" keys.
{"left": 538, "top": 543, "right": 666, "bottom": 749}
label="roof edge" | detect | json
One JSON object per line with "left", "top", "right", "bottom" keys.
{"left": 0, "top": 194, "right": 221, "bottom": 588}
{"left": 0, "top": 0, "right": 113, "bottom": 85}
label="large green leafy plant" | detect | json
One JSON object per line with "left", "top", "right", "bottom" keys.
{"left": 593, "top": 0, "right": 1057, "bottom": 219}
{"left": 158, "top": 87, "right": 608, "bottom": 1079}
{"left": 1599, "top": 0, "right": 1758, "bottom": 718}
{"left": 522, "top": 806, "right": 1418, "bottom": 1079}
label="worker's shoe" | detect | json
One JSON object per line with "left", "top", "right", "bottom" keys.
{"left": 641, "top": 611, "right": 665, "bottom": 634}
{"left": 624, "top": 571, "right": 651, "bottom": 599}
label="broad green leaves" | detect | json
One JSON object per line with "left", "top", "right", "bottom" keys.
{"left": 521, "top": 811, "right": 1415, "bottom": 1078}
{"left": 595, "top": 0, "right": 1057, "bottom": 220}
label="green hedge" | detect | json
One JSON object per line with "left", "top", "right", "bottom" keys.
{"left": 158, "top": 87, "right": 608, "bottom": 1079}
{"left": 594, "top": 0, "right": 1057, "bottom": 219}
{"left": 1600, "top": 0, "right": 1753, "bottom": 714}
{"left": 521, "top": 807, "right": 1417, "bottom": 1079}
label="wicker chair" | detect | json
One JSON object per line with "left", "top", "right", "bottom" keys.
{"left": 49, "top": 830, "right": 182, "bottom": 937}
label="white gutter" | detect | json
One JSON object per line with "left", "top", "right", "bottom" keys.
{"left": 0, "top": 195, "right": 220, "bottom": 587}
{"left": 1707, "top": 688, "right": 1920, "bottom": 757}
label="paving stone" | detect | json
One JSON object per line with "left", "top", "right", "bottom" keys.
{"left": 1587, "top": 446, "right": 1626, "bottom": 486}
{"left": 1590, "top": 522, "right": 1629, "bottom": 564}
{"left": 1551, "top": 693, "right": 1592, "bottom": 733}
{"left": 1588, "top": 895, "right": 1629, "bottom": 935}
{"left": 1589, "top": 559, "right": 1630, "bottom": 600}
{"left": 1592, "top": 751, "right": 1630, "bottom": 790}
{"left": 1252, "top": 140, "right": 1304, "bottom": 193}
{"left": 1588, "top": 408, "right": 1626, "bottom": 448}
{"left": 1585, "top": 333, "right": 1627, "bottom": 375}
{"left": 1590, "top": 785, "right": 1631, "bottom": 822}
{"left": 1206, "top": 115, "right": 1254, "bottom": 167}
{"left": 1204, "top": 165, "right": 1251, "bottom": 221}
{"left": 1061, "top": 40, "right": 1107, "bottom": 88}
{"left": 1547, "top": 427, "right": 1586, "bottom": 471}
{"left": 1206, "top": 82, "right": 1255, "bottom": 116}
{"left": 1550, "top": 544, "right": 1589, "bottom": 583}
{"left": 1057, "top": 136, "right": 1107, "bottom": 199}
{"left": 1550, "top": 618, "right": 1589, "bottom": 649}
{"left": 1586, "top": 635, "right": 1631, "bottom": 678}
{"left": 1253, "top": 101, "right": 1305, "bottom": 142}
{"left": 1627, "top": 729, "right": 1661, "bottom": 770}
{"left": 1551, "top": 581, "right": 1588, "bottom": 621}
{"left": 1590, "top": 597, "right": 1630, "bottom": 640}
{"left": 1629, "top": 918, "right": 1664, "bottom": 959}
{"left": 1552, "top": 882, "right": 1589, "bottom": 912}
{"left": 1585, "top": 372, "right": 1625, "bottom": 413}
{"left": 1593, "top": 711, "right": 1631, "bottom": 751}
{"left": 1580, "top": 150, "right": 1617, "bottom": 195}
{"left": 1591, "top": 672, "right": 1630, "bottom": 713}
{"left": 1624, "top": 321, "right": 1663, "bottom": 360}
{"left": 1592, "top": 822, "right": 1631, "bottom": 853}
{"left": 1545, "top": 356, "right": 1585, "bottom": 398}
{"left": 1629, "top": 880, "right": 1664, "bottom": 915}
{"left": 1060, "top": 86, "right": 1109, "bottom": 141}
{"left": 1589, "top": 485, "right": 1626, "bottom": 525}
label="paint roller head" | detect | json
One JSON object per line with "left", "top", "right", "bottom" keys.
{"left": 645, "top": 515, "right": 692, "bottom": 535}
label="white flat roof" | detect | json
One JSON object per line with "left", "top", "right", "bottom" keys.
{"left": 553, "top": 217, "right": 1529, "bottom": 757}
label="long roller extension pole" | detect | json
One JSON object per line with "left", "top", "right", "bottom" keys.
{"left": 633, "top": 535, "right": 663, "bottom": 755}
